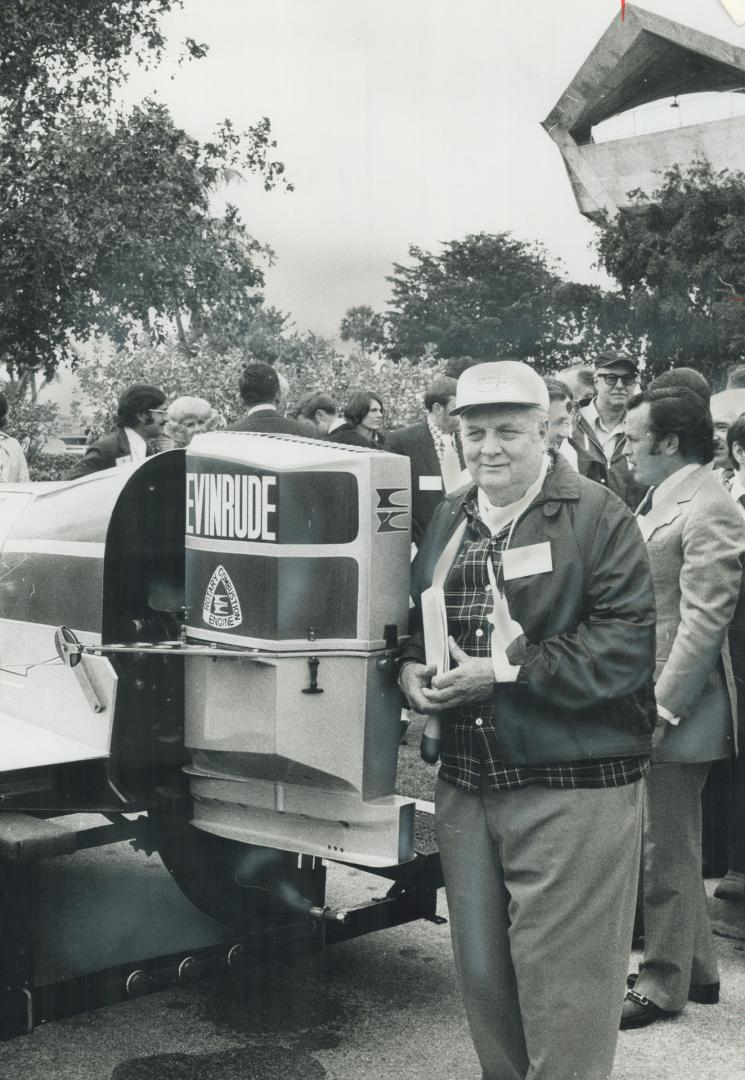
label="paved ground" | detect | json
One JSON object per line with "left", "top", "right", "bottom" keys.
{"left": 1, "top": 825, "right": 744, "bottom": 1080}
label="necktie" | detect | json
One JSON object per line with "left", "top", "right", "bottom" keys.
{"left": 739, "top": 494, "right": 745, "bottom": 510}
{"left": 452, "top": 429, "right": 465, "bottom": 467}
{"left": 440, "top": 436, "right": 468, "bottom": 493}
{"left": 636, "top": 488, "right": 655, "bottom": 517}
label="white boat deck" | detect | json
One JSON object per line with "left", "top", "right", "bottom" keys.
{"left": 1, "top": 714, "right": 106, "bottom": 772}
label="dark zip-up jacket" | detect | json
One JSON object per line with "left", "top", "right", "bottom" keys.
{"left": 402, "top": 456, "right": 656, "bottom": 765}
{"left": 572, "top": 410, "right": 646, "bottom": 509}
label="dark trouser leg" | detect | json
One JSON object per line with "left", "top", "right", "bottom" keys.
{"left": 636, "top": 763, "right": 719, "bottom": 1011}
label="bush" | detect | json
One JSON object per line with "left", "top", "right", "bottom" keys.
{"left": 72, "top": 335, "right": 447, "bottom": 435}
{"left": 1, "top": 387, "right": 60, "bottom": 462}
{"left": 28, "top": 452, "right": 73, "bottom": 481}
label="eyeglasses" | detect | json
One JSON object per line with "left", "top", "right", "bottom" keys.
{"left": 149, "top": 408, "right": 167, "bottom": 417}
{"left": 596, "top": 373, "right": 637, "bottom": 387}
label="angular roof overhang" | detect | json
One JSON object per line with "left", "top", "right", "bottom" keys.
{"left": 543, "top": 4, "right": 745, "bottom": 219}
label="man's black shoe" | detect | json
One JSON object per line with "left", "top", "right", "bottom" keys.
{"left": 687, "top": 981, "right": 720, "bottom": 1004}
{"left": 626, "top": 972, "right": 719, "bottom": 1004}
{"left": 620, "top": 989, "right": 677, "bottom": 1030}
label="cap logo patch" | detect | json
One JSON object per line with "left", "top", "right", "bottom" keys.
{"left": 475, "top": 377, "right": 510, "bottom": 394}
{"left": 203, "top": 564, "right": 243, "bottom": 629}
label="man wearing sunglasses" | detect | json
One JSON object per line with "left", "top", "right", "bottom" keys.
{"left": 574, "top": 351, "right": 646, "bottom": 509}
{"left": 66, "top": 383, "right": 168, "bottom": 478}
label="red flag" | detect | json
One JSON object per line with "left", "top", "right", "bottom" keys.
{"left": 621, "top": 0, "right": 625, "bottom": 18}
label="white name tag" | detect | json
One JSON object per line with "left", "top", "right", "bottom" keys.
{"left": 419, "top": 475, "right": 443, "bottom": 492}
{"left": 502, "top": 542, "right": 552, "bottom": 581}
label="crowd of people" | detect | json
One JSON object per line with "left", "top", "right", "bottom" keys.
{"left": 3, "top": 352, "right": 745, "bottom": 1079}
{"left": 395, "top": 356, "right": 745, "bottom": 1079}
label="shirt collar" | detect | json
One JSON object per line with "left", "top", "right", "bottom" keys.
{"left": 124, "top": 427, "right": 148, "bottom": 461}
{"left": 246, "top": 403, "right": 277, "bottom": 416}
{"left": 580, "top": 398, "right": 625, "bottom": 439}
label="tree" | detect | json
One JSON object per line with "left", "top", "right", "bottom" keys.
{"left": 594, "top": 160, "right": 745, "bottom": 384}
{"left": 0, "top": 1, "right": 290, "bottom": 387}
{"left": 339, "top": 305, "right": 387, "bottom": 358}
{"left": 382, "top": 233, "right": 631, "bottom": 370}
{"left": 0, "top": 2, "right": 195, "bottom": 140}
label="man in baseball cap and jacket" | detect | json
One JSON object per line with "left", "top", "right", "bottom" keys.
{"left": 398, "top": 359, "right": 657, "bottom": 1080}
{"left": 573, "top": 350, "right": 646, "bottom": 508}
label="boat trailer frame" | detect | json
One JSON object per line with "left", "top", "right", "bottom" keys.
{"left": 0, "top": 811, "right": 444, "bottom": 1040}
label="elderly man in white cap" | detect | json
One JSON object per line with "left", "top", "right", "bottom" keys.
{"left": 398, "top": 360, "right": 657, "bottom": 1080}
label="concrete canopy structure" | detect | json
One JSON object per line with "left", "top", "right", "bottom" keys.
{"left": 543, "top": 4, "right": 745, "bottom": 220}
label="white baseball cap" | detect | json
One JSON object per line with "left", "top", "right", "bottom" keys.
{"left": 451, "top": 361, "right": 550, "bottom": 415}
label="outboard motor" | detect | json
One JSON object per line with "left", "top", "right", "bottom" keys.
{"left": 182, "top": 432, "right": 414, "bottom": 868}
{"left": 0, "top": 433, "right": 414, "bottom": 930}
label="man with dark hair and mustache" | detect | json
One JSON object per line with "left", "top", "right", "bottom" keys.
{"left": 622, "top": 368, "right": 745, "bottom": 1028}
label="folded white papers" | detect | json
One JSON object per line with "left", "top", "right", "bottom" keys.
{"left": 486, "top": 557, "right": 523, "bottom": 682}
{"left": 421, "top": 585, "right": 450, "bottom": 674}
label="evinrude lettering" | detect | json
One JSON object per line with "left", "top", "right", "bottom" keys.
{"left": 186, "top": 472, "right": 278, "bottom": 541}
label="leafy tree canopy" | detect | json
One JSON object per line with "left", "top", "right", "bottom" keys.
{"left": 339, "top": 305, "right": 387, "bottom": 357}
{"left": 379, "top": 233, "right": 633, "bottom": 371}
{"left": 0, "top": 1, "right": 290, "bottom": 385}
{"left": 0, "top": 1, "right": 203, "bottom": 135}
{"left": 594, "top": 160, "right": 745, "bottom": 383}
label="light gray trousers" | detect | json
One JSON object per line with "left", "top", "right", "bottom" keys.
{"left": 435, "top": 775, "right": 643, "bottom": 1080}
{"left": 634, "top": 762, "right": 719, "bottom": 1011}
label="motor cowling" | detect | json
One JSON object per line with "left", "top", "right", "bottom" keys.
{"left": 182, "top": 432, "right": 415, "bottom": 869}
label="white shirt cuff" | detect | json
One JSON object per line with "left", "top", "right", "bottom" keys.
{"left": 491, "top": 651, "right": 520, "bottom": 683}
{"left": 656, "top": 703, "right": 680, "bottom": 726}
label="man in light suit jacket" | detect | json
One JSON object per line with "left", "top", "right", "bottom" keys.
{"left": 621, "top": 371, "right": 745, "bottom": 1028}
{"left": 385, "top": 377, "right": 467, "bottom": 547}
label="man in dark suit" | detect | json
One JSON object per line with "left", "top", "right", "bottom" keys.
{"left": 228, "top": 363, "right": 312, "bottom": 436}
{"left": 385, "top": 377, "right": 466, "bottom": 547}
{"left": 66, "top": 384, "right": 167, "bottom": 479}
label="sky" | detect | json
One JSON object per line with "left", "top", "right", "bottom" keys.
{"left": 117, "top": 0, "right": 745, "bottom": 340}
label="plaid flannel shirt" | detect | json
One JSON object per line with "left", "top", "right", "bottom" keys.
{"left": 437, "top": 497, "right": 649, "bottom": 792}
